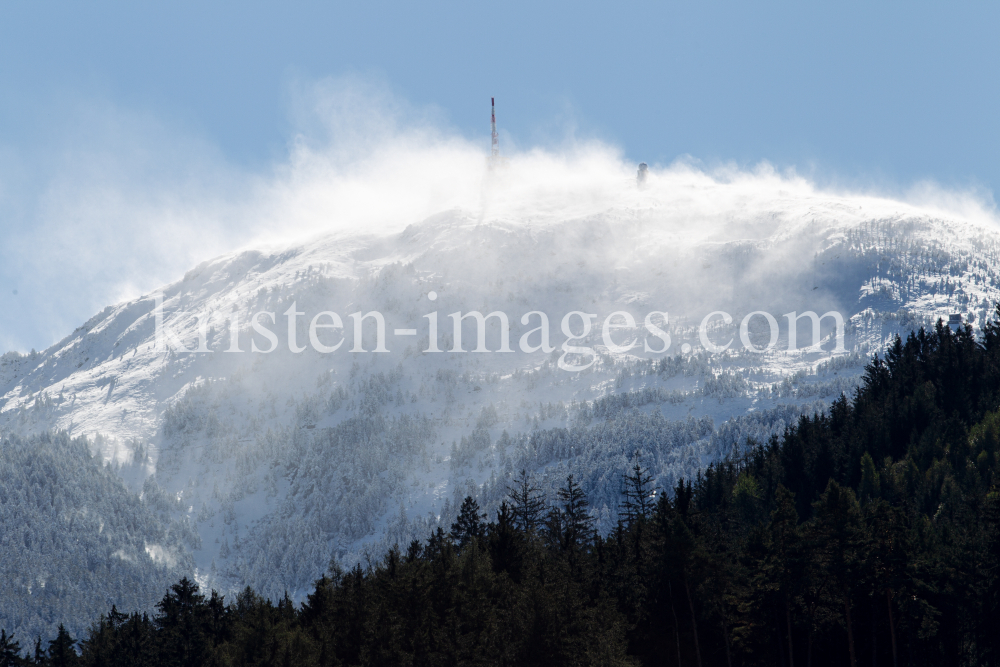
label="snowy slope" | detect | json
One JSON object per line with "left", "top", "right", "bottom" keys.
{"left": 2, "top": 165, "right": 999, "bottom": 609}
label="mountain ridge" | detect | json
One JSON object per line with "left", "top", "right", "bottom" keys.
{"left": 2, "top": 169, "right": 999, "bottom": 638}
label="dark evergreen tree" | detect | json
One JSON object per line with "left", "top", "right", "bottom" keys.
{"left": 154, "top": 577, "right": 210, "bottom": 667}
{"left": 508, "top": 469, "right": 546, "bottom": 533}
{"left": 450, "top": 496, "right": 486, "bottom": 549}
{"left": 620, "top": 463, "right": 655, "bottom": 527}
{"left": 0, "top": 631, "right": 20, "bottom": 667}
{"left": 555, "top": 474, "right": 594, "bottom": 552}
{"left": 487, "top": 501, "right": 523, "bottom": 578}
{"left": 12, "top": 312, "right": 1000, "bottom": 667}
{"left": 808, "top": 481, "right": 865, "bottom": 667}
{"left": 45, "top": 625, "right": 78, "bottom": 667}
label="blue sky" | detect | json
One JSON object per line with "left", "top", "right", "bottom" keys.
{"left": 0, "top": 2, "right": 998, "bottom": 351}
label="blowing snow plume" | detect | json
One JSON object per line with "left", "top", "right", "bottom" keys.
{"left": 2, "top": 76, "right": 996, "bottom": 352}
{"left": 2, "top": 78, "right": 1000, "bottom": 640}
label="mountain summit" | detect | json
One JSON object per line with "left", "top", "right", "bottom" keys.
{"left": 2, "top": 165, "right": 998, "bottom": 637}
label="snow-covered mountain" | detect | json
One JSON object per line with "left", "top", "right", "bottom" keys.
{"left": 3, "top": 164, "right": 999, "bottom": 638}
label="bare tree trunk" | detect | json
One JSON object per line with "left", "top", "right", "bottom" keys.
{"left": 786, "top": 593, "right": 795, "bottom": 667}
{"left": 886, "top": 588, "right": 898, "bottom": 667}
{"left": 871, "top": 596, "right": 877, "bottom": 667}
{"left": 669, "top": 580, "right": 683, "bottom": 667}
{"left": 844, "top": 592, "right": 857, "bottom": 667}
{"left": 721, "top": 619, "right": 732, "bottom": 667}
{"left": 685, "top": 581, "right": 703, "bottom": 667}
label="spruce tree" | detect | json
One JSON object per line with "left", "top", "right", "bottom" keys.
{"left": 508, "top": 469, "right": 546, "bottom": 533}
{"left": 450, "top": 496, "right": 486, "bottom": 549}
{"left": 757, "top": 485, "right": 803, "bottom": 667}
{"left": 556, "top": 474, "right": 594, "bottom": 551}
{"left": 487, "top": 501, "right": 523, "bottom": 577}
{"left": 0, "top": 630, "right": 20, "bottom": 667}
{"left": 620, "top": 463, "right": 655, "bottom": 527}
{"left": 858, "top": 452, "right": 880, "bottom": 503}
{"left": 46, "top": 625, "right": 79, "bottom": 667}
{"left": 808, "top": 481, "right": 865, "bottom": 667}
{"left": 154, "top": 577, "right": 210, "bottom": 667}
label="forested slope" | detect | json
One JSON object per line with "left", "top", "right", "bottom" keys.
{"left": 6, "top": 312, "right": 1000, "bottom": 666}
{"left": 0, "top": 433, "right": 189, "bottom": 643}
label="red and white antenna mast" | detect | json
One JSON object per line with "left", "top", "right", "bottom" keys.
{"left": 491, "top": 97, "right": 499, "bottom": 159}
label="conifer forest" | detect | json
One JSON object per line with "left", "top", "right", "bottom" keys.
{"left": 4, "top": 312, "right": 1000, "bottom": 666}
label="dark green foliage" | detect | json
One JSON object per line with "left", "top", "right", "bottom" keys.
{"left": 44, "top": 626, "right": 78, "bottom": 667}
{"left": 551, "top": 474, "right": 595, "bottom": 554}
{"left": 0, "top": 630, "right": 20, "bottom": 667}
{"left": 9, "top": 310, "right": 1000, "bottom": 665}
{"left": 508, "top": 469, "right": 546, "bottom": 533}
{"left": 450, "top": 496, "right": 486, "bottom": 549}
{"left": 79, "top": 606, "right": 155, "bottom": 667}
{"left": 620, "top": 464, "right": 655, "bottom": 527}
